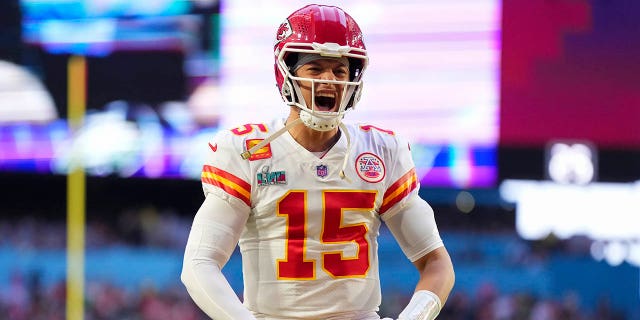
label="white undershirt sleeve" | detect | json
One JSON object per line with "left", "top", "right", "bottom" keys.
{"left": 382, "top": 196, "right": 443, "bottom": 262}
{"left": 181, "top": 194, "right": 257, "bottom": 320}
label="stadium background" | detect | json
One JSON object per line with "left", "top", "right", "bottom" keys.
{"left": 0, "top": 0, "right": 639, "bottom": 319}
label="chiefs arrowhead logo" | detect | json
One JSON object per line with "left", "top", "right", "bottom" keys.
{"left": 209, "top": 143, "right": 218, "bottom": 152}
{"left": 275, "top": 19, "right": 293, "bottom": 45}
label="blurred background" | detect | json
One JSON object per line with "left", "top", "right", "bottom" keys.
{"left": 0, "top": 0, "right": 639, "bottom": 319}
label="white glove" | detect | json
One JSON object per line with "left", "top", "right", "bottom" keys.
{"left": 397, "top": 290, "right": 441, "bottom": 320}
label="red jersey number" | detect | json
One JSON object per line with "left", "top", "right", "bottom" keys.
{"left": 277, "top": 190, "right": 376, "bottom": 279}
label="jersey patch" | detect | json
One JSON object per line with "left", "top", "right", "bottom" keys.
{"left": 316, "top": 164, "right": 328, "bottom": 178}
{"left": 245, "top": 139, "right": 273, "bottom": 161}
{"left": 355, "top": 152, "right": 385, "bottom": 183}
{"left": 257, "top": 166, "right": 287, "bottom": 186}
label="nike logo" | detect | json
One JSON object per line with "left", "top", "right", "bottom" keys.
{"left": 209, "top": 143, "right": 218, "bottom": 152}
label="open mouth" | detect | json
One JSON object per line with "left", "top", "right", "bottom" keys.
{"left": 314, "top": 94, "right": 336, "bottom": 111}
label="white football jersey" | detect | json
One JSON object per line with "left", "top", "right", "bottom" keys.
{"left": 201, "top": 118, "right": 429, "bottom": 319}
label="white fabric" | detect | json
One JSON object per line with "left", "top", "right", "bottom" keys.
{"left": 185, "top": 118, "right": 442, "bottom": 319}
{"left": 181, "top": 194, "right": 256, "bottom": 320}
{"left": 397, "top": 290, "right": 442, "bottom": 320}
{"left": 382, "top": 197, "right": 443, "bottom": 262}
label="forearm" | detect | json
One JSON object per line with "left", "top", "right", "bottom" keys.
{"left": 398, "top": 247, "right": 454, "bottom": 320}
{"left": 412, "top": 247, "right": 455, "bottom": 305}
{"left": 181, "top": 260, "right": 256, "bottom": 320}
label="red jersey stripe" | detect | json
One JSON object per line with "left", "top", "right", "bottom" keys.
{"left": 379, "top": 168, "right": 418, "bottom": 214}
{"left": 202, "top": 165, "right": 251, "bottom": 206}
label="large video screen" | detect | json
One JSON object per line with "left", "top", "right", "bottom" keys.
{"left": 0, "top": 0, "right": 501, "bottom": 188}
{"left": 499, "top": 0, "right": 640, "bottom": 182}
{"left": 501, "top": 0, "right": 640, "bottom": 149}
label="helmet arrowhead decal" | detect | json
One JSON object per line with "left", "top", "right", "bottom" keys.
{"left": 274, "top": 19, "right": 293, "bottom": 45}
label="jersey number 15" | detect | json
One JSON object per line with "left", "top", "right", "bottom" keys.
{"left": 276, "top": 190, "right": 376, "bottom": 280}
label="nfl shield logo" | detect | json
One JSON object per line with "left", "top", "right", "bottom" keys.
{"left": 316, "top": 164, "right": 328, "bottom": 178}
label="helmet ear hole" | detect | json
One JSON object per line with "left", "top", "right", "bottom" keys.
{"left": 346, "top": 84, "right": 362, "bottom": 110}
{"left": 285, "top": 53, "right": 298, "bottom": 71}
{"left": 281, "top": 80, "right": 293, "bottom": 100}
{"left": 348, "top": 58, "right": 364, "bottom": 81}
{"left": 279, "top": 53, "right": 298, "bottom": 102}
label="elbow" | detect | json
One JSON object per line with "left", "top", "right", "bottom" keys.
{"left": 180, "top": 267, "right": 188, "bottom": 287}
{"left": 180, "top": 259, "right": 194, "bottom": 291}
{"left": 180, "top": 257, "right": 222, "bottom": 291}
{"left": 448, "top": 263, "right": 456, "bottom": 292}
{"left": 440, "top": 249, "right": 456, "bottom": 305}
{"left": 440, "top": 246, "right": 455, "bottom": 293}
{"left": 438, "top": 245, "right": 455, "bottom": 292}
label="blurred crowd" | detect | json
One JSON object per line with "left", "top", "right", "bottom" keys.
{"left": 1, "top": 273, "right": 206, "bottom": 320}
{"left": 0, "top": 206, "right": 190, "bottom": 251}
{"left": 0, "top": 207, "right": 635, "bottom": 320}
{"left": 435, "top": 285, "right": 626, "bottom": 320}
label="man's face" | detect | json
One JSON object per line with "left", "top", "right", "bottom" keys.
{"left": 294, "top": 59, "right": 349, "bottom": 112}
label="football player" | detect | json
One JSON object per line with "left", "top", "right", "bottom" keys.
{"left": 181, "top": 4, "right": 455, "bottom": 320}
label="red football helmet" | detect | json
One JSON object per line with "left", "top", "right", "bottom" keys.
{"left": 274, "top": 4, "right": 368, "bottom": 131}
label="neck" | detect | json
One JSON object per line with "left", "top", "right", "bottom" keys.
{"left": 286, "top": 114, "right": 340, "bottom": 152}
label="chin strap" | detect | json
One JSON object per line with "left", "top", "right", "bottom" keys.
{"left": 240, "top": 118, "right": 301, "bottom": 160}
{"left": 338, "top": 122, "right": 352, "bottom": 182}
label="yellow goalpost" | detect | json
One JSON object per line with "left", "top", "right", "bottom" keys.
{"left": 66, "top": 55, "right": 86, "bottom": 320}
